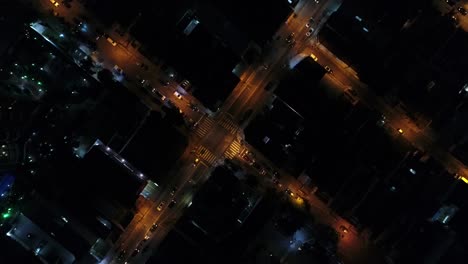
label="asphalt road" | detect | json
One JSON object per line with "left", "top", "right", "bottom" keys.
{"left": 28, "top": 0, "right": 468, "bottom": 263}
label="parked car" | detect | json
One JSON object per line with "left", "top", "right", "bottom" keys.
{"left": 458, "top": 7, "right": 467, "bottom": 16}
{"left": 157, "top": 202, "right": 165, "bottom": 211}
{"left": 286, "top": 32, "right": 295, "bottom": 43}
{"left": 149, "top": 223, "right": 158, "bottom": 232}
{"left": 168, "top": 199, "right": 176, "bottom": 209}
{"left": 152, "top": 89, "right": 166, "bottom": 101}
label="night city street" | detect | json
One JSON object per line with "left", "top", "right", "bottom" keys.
{"left": 2, "top": 1, "right": 468, "bottom": 264}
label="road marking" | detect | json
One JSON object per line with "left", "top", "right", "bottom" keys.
{"left": 194, "top": 116, "right": 215, "bottom": 138}
{"left": 217, "top": 113, "right": 238, "bottom": 134}
{"left": 197, "top": 146, "right": 217, "bottom": 165}
{"left": 224, "top": 140, "right": 242, "bottom": 160}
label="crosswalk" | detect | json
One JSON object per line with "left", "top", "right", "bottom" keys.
{"left": 224, "top": 140, "right": 242, "bottom": 160}
{"left": 217, "top": 114, "right": 238, "bottom": 134}
{"left": 194, "top": 116, "right": 215, "bottom": 138}
{"left": 196, "top": 146, "right": 218, "bottom": 165}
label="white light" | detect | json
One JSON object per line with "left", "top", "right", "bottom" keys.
{"left": 363, "top": 27, "right": 369, "bottom": 32}
{"left": 59, "top": 33, "right": 64, "bottom": 38}
{"left": 121, "top": 159, "right": 125, "bottom": 163}
{"left": 139, "top": 173, "right": 144, "bottom": 177}
{"left": 61, "top": 216, "right": 69, "bottom": 223}
{"left": 409, "top": 168, "right": 416, "bottom": 175}
{"left": 355, "top": 16, "right": 363, "bottom": 21}
{"left": 106, "top": 147, "right": 110, "bottom": 151}
{"left": 188, "top": 201, "right": 192, "bottom": 207}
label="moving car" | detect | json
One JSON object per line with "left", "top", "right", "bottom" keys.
{"left": 106, "top": 37, "right": 117, "bottom": 46}
{"left": 193, "top": 158, "right": 200, "bottom": 167}
{"left": 310, "top": 53, "right": 318, "bottom": 62}
{"left": 286, "top": 32, "right": 295, "bottom": 43}
{"left": 324, "top": 65, "right": 333, "bottom": 73}
{"left": 173, "top": 91, "right": 182, "bottom": 99}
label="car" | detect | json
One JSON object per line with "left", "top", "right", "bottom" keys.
{"left": 288, "top": 40, "right": 296, "bottom": 47}
{"left": 264, "top": 81, "right": 276, "bottom": 91}
{"left": 106, "top": 37, "right": 117, "bottom": 46}
{"left": 398, "top": 128, "right": 404, "bottom": 134}
{"left": 50, "top": 0, "right": 59, "bottom": 7}
{"left": 273, "top": 178, "right": 282, "bottom": 187}
{"left": 189, "top": 103, "right": 199, "bottom": 112}
{"left": 173, "top": 91, "right": 182, "bottom": 99}
{"left": 339, "top": 225, "right": 349, "bottom": 234}
{"left": 193, "top": 158, "right": 200, "bottom": 167}
{"left": 159, "top": 79, "right": 170, "bottom": 86}
{"left": 286, "top": 32, "right": 295, "bottom": 43}
{"left": 242, "top": 151, "right": 255, "bottom": 165}
{"left": 113, "top": 65, "right": 124, "bottom": 75}
{"left": 140, "top": 79, "right": 150, "bottom": 87}
{"left": 168, "top": 199, "right": 176, "bottom": 209}
{"left": 142, "top": 245, "right": 150, "bottom": 253}
{"left": 310, "top": 53, "right": 318, "bottom": 62}
{"left": 137, "top": 239, "right": 147, "bottom": 250}
{"left": 157, "top": 202, "right": 165, "bottom": 211}
{"left": 285, "top": 189, "right": 294, "bottom": 197}
{"left": 306, "top": 28, "right": 314, "bottom": 37}
{"left": 72, "top": 17, "right": 83, "bottom": 26}
{"left": 458, "top": 7, "right": 467, "bottom": 16}
{"left": 252, "top": 162, "right": 267, "bottom": 175}
{"left": 131, "top": 249, "right": 139, "bottom": 257}
{"left": 170, "top": 186, "right": 177, "bottom": 196}
{"left": 152, "top": 89, "right": 166, "bottom": 101}
{"left": 149, "top": 223, "right": 158, "bottom": 232}
{"left": 324, "top": 65, "right": 333, "bottom": 73}
{"left": 117, "top": 250, "right": 126, "bottom": 261}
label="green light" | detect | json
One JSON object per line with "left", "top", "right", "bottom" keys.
{"left": 37, "top": 81, "right": 42, "bottom": 86}
{"left": 2, "top": 213, "right": 11, "bottom": 219}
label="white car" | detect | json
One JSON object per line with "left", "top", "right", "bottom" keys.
{"left": 173, "top": 91, "right": 182, "bottom": 99}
